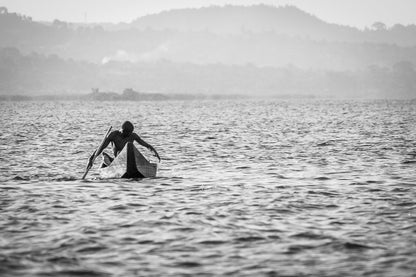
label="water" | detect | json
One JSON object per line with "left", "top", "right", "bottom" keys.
{"left": 1, "top": 99, "right": 415, "bottom": 276}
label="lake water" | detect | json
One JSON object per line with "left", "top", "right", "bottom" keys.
{"left": 1, "top": 99, "right": 415, "bottom": 276}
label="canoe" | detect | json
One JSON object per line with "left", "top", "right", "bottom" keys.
{"left": 100, "top": 142, "right": 157, "bottom": 178}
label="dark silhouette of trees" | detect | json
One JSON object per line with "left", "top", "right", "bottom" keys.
{"left": 2, "top": 5, "right": 416, "bottom": 68}
{"left": 53, "top": 19, "right": 68, "bottom": 29}
{"left": 0, "top": 5, "right": 416, "bottom": 99}
{"left": 372, "top": 22, "right": 387, "bottom": 31}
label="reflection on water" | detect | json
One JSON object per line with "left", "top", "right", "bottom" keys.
{"left": 0, "top": 99, "right": 415, "bottom": 276}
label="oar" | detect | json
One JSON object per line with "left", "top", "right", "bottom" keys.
{"left": 82, "top": 126, "right": 112, "bottom": 179}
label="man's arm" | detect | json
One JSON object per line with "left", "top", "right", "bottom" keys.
{"left": 88, "top": 132, "right": 115, "bottom": 164}
{"left": 133, "top": 133, "right": 161, "bottom": 161}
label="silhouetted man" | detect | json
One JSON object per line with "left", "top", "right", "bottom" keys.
{"left": 89, "top": 121, "right": 160, "bottom": 167}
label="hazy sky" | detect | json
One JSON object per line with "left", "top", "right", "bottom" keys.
{"left": 0, "top": 0, "right": 415, "bottom": 28}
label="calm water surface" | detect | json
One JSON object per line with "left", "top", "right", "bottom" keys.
{"left": 0, "top": 99, "right": 416, "bottom": 276}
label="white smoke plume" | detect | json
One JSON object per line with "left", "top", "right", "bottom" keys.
{"left": 102, "top": 44, "right": 170, "bottom": 64}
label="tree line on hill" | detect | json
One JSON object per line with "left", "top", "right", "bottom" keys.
{"left": 0, "top": 5, "right": 415, "bottom": 98}
{"left": 1, "top": 47, "right": 414, "bottom": 98}
{"left": 1, "top": 6, "right": 416, "bottom": 70}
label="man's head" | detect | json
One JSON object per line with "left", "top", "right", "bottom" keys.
{"left": 121, "top": 121, "right": 134, "bottom": 137}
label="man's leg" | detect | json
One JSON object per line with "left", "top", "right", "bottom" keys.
{"left": 100, "top": 152, "right": 114, "bottom": 168}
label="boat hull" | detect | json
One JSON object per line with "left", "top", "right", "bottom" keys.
{"left": 100, "top": 142, "right": 157, "bottom": 178}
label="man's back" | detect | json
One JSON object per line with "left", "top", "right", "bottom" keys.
{"left": 108, "top": 130, "right": 140, "bottom": 156}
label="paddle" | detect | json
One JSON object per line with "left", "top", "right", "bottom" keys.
{"left": 82, "top": 126, "right": 112, "bottom": 179}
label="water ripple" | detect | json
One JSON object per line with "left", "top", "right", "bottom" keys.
{"left": 0, "top": 100, "right": 416, "bottom": 276}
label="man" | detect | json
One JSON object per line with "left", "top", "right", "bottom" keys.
{"left": 89, "top": 121, "right": 161, "bottom": 167}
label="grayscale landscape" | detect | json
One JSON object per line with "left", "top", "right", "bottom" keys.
{"left": 0, "top": 1, "right": 415, "bottom": 277}
{"left": 1, "top": 4, "right": 416, "bottom": 99}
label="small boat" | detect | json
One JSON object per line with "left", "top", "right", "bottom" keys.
{"left": 100, "top": 142, "right": 157, "bottom": 178}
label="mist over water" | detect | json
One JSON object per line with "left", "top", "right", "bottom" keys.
{"left": 1, "top": 5, "right": 416, "bottom": 97}
{"left": 1, "top": 99, "right": 415, "bottom": 276}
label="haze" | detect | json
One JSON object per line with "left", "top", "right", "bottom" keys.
{"left": 1, "top": 0, "right": 416, "bottom": 99}
{"left": 1, "top": 0, "right": 416, "bottom": 28}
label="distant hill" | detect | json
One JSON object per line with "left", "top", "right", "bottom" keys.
{"left": 132, "top": 5, "right": 329, "bottom": 35}
{"left": 130, "top": 5, "right": 416, "bottom": 46}
{"left": 1, "top": 8, "right": 416, "bottom": 70}
{"left": 0, "top": 5, "right": 416, "bottom": 98}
